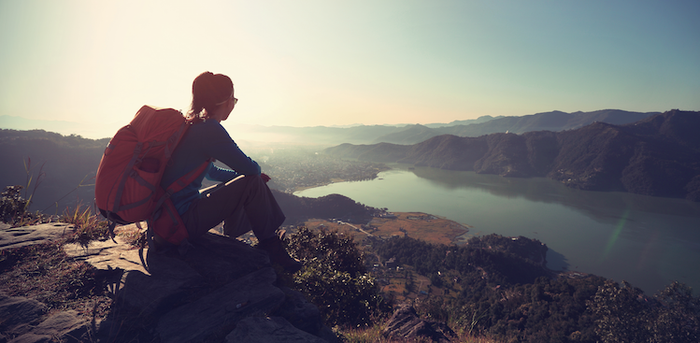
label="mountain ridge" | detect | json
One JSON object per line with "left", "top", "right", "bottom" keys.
{"left": 325, "top": 110, "right": 700, "bottom": 201}
{"left": 372, "top": 109, "right": 660, "bottom": 144}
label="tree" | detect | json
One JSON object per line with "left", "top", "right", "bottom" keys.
{"left": 651, "top": 281, "right": 700, "bottom": 342}
{"left": 286, "top": 226, "right": 391, "bottom": 327}
{"left": 588, "top": 280, "right": 652, "bottom": 343}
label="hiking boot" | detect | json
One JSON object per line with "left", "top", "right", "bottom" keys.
{"left": 256, "top": 236, "right": 302, "bottom": 273}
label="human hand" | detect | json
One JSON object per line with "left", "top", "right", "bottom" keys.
{"left": 261, "top": 173, "right": 271, "bottom": 183}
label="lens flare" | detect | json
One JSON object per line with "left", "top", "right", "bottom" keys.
{"left": 601, "top": 208, "right": 630, "bottom": 261}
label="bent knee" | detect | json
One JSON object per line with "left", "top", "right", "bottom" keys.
{"left": 227, "top": 174, "right": 262, "bottom": 183}
{"left": 232, "top": 174, "right": 266, "bottom": 188}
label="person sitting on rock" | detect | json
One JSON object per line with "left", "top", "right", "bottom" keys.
{"left": 159, "top": 71, "right": 301, "bottom": 273}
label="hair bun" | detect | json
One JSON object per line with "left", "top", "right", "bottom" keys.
{"left": 190, "top": 72, "right": 233, "bottom": 118}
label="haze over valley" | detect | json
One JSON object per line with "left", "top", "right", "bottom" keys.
{"left": 0, "top": 108, "right": 663, "bottom": 146}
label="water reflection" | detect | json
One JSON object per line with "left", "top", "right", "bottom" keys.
{"left": 296, "top": 164, "right": 700, "bottom": 295}
{"left": 407, "top": 164, "right": 700, "bottom": 226}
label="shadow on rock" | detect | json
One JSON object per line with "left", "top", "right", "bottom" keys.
{"left": 97, "top": 232, "right": 337, "bottom": 343}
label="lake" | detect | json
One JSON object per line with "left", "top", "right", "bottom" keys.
{"left": 295, "top": 164, "right": 700, "bottom": 295}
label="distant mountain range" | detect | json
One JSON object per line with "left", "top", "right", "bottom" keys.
{"left": 371, "top": 109, "right": 660, "bottom": 144}
{"left": 2, "top": 109, "right": 658, "bottom": 146}
{"left": 325, "top": 110, "right": 700, "bottom": 201}
{"left": 232, "top": 109, "right": 659, "bottom": 146}
{"left": 422, "top": 115, "right": 505, "bottom": 128}
{"left": 0, "top": 115, "right": 120, "bottom": 141}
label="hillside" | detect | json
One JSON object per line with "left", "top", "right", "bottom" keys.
{"left": 0, "top": 130, "right": 109, "bottom": 212}
{"left": 326, "top": 110, "right": 700, "bottom": 201}
{"left": 0, "top": 130, "right": 386, "bottom": 214}
{"left": 272, "top": 190, "right": 379, "bottom": 225}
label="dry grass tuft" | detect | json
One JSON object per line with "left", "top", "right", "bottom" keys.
{"left": 60, "top": 203, "right": 111, "bottom": 248}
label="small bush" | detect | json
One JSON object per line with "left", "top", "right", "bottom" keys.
{"left": 0, "top": 185, "right": 49, "bottom": 226}
{"left": 286, "top": 226, "right": 392, "bottom": 327}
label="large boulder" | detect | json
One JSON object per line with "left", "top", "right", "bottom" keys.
{"left": 1, "top": 223, "right": 337, "bottom": 342}
{"left": 89, "top": 227, "right": 338, "bottom": 342}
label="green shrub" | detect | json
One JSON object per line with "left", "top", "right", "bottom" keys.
{"left": 0, "top": 185, "right": 47, "bottom": 226}
{"left": 286, "top": 226, "right": 391, "bottom": 327}
{"left": 589, "top": 280, "right": 700, "bottom": 343}
{"left": 0, "top": 185, "right": 28, "bottom": 223}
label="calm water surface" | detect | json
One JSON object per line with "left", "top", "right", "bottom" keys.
{"left": 295, "top": 164, "right": 700, "bottom": 295}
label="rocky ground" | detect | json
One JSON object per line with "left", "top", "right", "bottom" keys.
{"left": 0, "top": 222, "right": 338, "bottom": 343}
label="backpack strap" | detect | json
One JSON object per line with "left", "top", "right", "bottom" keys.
{"left": 167, "top": 159, "right": 213, "bottom": 194}
{"left": 150, "top": 159, "right": 212, "bottom": 217}
{"left": 107, "top": 220, "right": 117, "bottom": 243}
{"left": 110, "top": 142, "right": 144, "bottom": 214}
{"left": 147, "top": 159, "right": 213, "bottom": 248}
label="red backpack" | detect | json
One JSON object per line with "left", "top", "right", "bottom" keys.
{"left": 95, "top": 105, "right": 208, "bottom": 245}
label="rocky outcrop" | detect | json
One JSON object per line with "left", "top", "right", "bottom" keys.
{"left": 0, "top": 222, "right": 72, "bottom": 250}
{"left": 0, "top": 293, "right": 92, "bottom": 343}
{"left": 1, "top": 223, "right": 338, "bottom": 342}
{"left": 1, "top": 223, "right": 96, "bottom": 342}
{"left": 382, "top": 304, "right": 456, "bottom": 342}
{"left": 226, "top": 316, "right": 329, "bottom": 343}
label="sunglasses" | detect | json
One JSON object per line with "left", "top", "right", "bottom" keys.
{"left": 215, "top": 94, "right": 238, "bottom": 106}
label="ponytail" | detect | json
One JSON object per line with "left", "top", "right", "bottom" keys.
{"left": 188, "top": 72, "right": 233, "bottom": 122}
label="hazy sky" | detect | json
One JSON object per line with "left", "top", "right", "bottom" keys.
{"left": 1, "top": 0, "right": 699, "bottom": 139}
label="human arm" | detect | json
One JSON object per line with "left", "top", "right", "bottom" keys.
{"left": 201, "top": 121, "right": 261, "bottom": 177}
